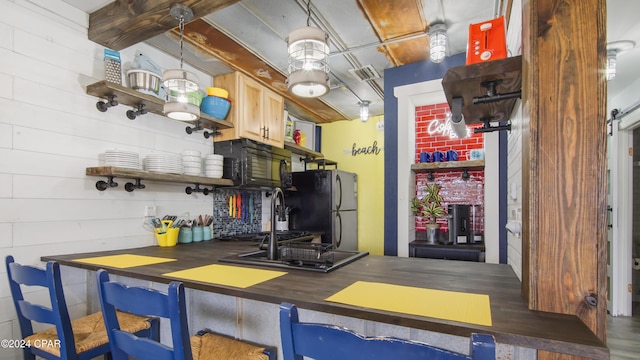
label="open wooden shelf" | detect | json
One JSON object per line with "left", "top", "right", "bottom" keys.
{"left": 86, "top": 81, "right": 234, "bottom": 131}
{"left": 441, "top": 56, "right": 522, "bottom": 124}
{"left": 411, "top": 160, "right": 485, "bottom": 173}
{"left": 86, "top": 166, "right": 234, "bottom": 193}
{"left": 284, "top": 142, "right": 324, "bottom": 159}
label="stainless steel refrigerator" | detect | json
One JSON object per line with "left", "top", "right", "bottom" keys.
{"left": 286, "top": 170, "right": 358, "bottom": 250}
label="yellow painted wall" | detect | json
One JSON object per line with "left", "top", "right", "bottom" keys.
{"left": 319, "top": 115, "right": 385, "bottom": 255}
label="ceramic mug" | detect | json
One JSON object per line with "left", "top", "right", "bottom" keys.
{"left": 419, "top": 152, "right": 431, "bottom": 163}
{"left": 432, "top": 151, "right": 445, "bottom": 162}
{"left": 446, "top": 150, "right": 459, "bottom": 161}
{"left": 469, "top": 149, "right": 485, "bottom": 160}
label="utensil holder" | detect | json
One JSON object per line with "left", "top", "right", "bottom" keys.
{"left": 178, "top": 228, "right": 193, "bottom": 244}
{"left": 192, "top": 226, "right": 204, "bottom": 242}
{"left": 203, "top": 227, "right": 212, "bottom": 241}
{"left": 154, "top": 220, "right": 178, "bottom": 247}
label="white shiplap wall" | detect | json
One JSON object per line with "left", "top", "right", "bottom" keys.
{"left": 0, "top": 1, "right": 217, "bottom": 356}
{"left": 505, "top": 0, "right": 524, "bottom": 280}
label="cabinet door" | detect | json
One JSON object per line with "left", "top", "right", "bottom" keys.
{"left": 263, "top": 88, "right": 284, "bottom": 148}
{"left": 239, "top": 75, "right": 264, "bottom": 142}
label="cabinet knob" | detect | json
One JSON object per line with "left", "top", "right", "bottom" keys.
{"left": 265, "top": 127, "right": 270, "bottom": 139}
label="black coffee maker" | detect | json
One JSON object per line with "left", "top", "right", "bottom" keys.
{"left": 447, "top": 204, "right": 471, "bottom": 244}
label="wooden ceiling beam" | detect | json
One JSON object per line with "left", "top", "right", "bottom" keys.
{"left": 182, "top": 19, "right": 346, "bottom": 123}
{"left": 357, "top": 0, "right": 430, "bottom": 66}
{"left": 88, "top": 0, "right": 240, "bottom": 51}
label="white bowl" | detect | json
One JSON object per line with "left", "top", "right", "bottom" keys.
{"left": 182, "top": 160, "right": 202, "bottom": 166}
{"left": 205, "top": 170, "right": 223, "bottom": 175}
{"left": 205, "top": 154, "right": 223, "bottom": 160}
{"left": 182, "top": 155, "right": 202, "bottom": 162}
{"left": 204, "top": 159, "right": 223, "bottom": 164}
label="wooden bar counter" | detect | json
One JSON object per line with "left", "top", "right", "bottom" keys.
{"left": 42, "top": 240, "right": 608, "bottom": 359}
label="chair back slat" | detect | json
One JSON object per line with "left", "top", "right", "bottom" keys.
{"left": 97, "top": 269, "right": 192, "bottom": 360}
{"left": 101, "top": 281, "right": 171, "bottom": 317}
{"left": 7, "top": 262, "right": 48, "bottom": 287}
{"left": 111, "top": 329, "right": 176, "bottom": 360}
{"left": 17, "top": 300, "right": 56, "bottom": 326}
{"left": 5, "top": 256, "right": 77, "bottom": 360}
{"left": 279, "top": 302, "right": 496, "bottom": 360}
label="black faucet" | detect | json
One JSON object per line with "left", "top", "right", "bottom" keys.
{"left": 268, "top": 187, "right": 285, "bottom": 260}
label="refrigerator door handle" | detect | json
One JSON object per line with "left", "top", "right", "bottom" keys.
{"left": 336, "top": 211, "right": 342, "bottom": 248}
{"left": 336, "top": 173, "right": 342, "bottom": 210}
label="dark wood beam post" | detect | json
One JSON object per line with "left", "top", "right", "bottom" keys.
{"left": 88, "top": 0, "right": 240, "bottom": 51}
{"left": 522, "top": 0, "right": 608, "bottom": 358}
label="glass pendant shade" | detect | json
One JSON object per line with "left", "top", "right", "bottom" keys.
{"left": 360, "top": 100, "right": 370, "bottom": 122}
{"left": 607, "top": 49, "right": 617, "bottom": 81}
{"left": 287, "top": 26, "right": 330, "bottom": 98}
{"left": 429, "top": 24, "right": 448, "bottom": 63}
{"left": 163, "top": 69, "right": 200, "bottom": 121}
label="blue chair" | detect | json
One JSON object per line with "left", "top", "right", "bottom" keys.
{"left": 279, "top": 302, "right": 496, "bottom": 360}
{"left": 5, "top": 255, "right": 159, "bottom": 360}
{"left": 96, "top": 269, "right": 275, "bottom": 360}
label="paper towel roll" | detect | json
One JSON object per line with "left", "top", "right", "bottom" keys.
{"left": 633, "top": 257, "right": 640, "bottom": 270}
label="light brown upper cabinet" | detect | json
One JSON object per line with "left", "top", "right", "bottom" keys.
{"left": 214, "top": 72, "right": 284, "bottom": 148}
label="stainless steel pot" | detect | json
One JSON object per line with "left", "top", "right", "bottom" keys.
{"left": 127, "top": 69, "right": 161, "bottom": 95}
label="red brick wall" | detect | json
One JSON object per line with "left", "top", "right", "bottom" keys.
{"left": 415, "top": 103, "right": 484, "bottom": 161}
{"left": 415, "top": 103, "right": 485, "bottom": 233}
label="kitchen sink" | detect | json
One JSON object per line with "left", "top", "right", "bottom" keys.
{"left": 219, "top": 246, "right": 369, "bottom": 273}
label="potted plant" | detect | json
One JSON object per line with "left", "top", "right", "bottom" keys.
{"left": 412, "top": 183, "right": 445, "bottom": 243}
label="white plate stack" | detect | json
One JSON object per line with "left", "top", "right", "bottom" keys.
{"left": 143, "top": 154, "right": 183, "bottom": 174}
{"left": 182, "top": 150, "right": 202, "bottom": 176}
{"left": 204, "top": 154, "right": 223, "bottom": 178}
{"left": 104, "top": 149, "right": 141, "bottom": 170}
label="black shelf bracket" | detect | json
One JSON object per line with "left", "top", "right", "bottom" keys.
{"left": 185, "top": 121, "right": 203, "bottom": 135}
{"left": 126, "top": 103, "right": 147, "bottom": 120}
{"left": 185, "top": 183, "right": 213, "bottom": 196}
{"left": 95, "top": 176, "right": 118, "bottom": 191}
{"left": 472, "top": 80, "right": 522, "bottom": 105}
{"left": 185, "top": 122, "right": 221, "bottom": 138}
{"left": 203, "top": 126, "right": 221, "bottom": 139}
{"left": 474, "top": 116, "right": 512, "bottom": 134}
{"left": 462, "top": 169, "right": 471, "bottom": 181}
{"left": 427, "top": 171, "right": 435, "bottom": 182}
{"left": 124, "top": 178, "right": 146, "bottom": 192}
{"left": 96, "top": 94, "right": 118, "bottom": 112}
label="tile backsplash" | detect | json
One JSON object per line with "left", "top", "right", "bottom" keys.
{"left": 212, "top": 189, "right": 262, "bottom": 238}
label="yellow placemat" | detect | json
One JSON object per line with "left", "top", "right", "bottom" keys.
{"left": 325, "top": 281, "right": 492, "bottom": 326}
{"left": 73, "top": 254, "right": 176, "bottom": 268}
{"left": 162, "top": 264, "right": 287, "bottom": 289}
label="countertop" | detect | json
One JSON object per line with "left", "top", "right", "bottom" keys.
{"left": 42, "top": 240, "right": 608, "bottom": 359}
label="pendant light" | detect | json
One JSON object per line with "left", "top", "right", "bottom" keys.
{"left": 360, "top": 100, "right": 370, "bottom": 122}
{"left": 286, "top": 0, "right": 330, "bottom": 98}
{"left": 163, "top": 4, "right": 200, "bottom": 121}
{"left": 607, "top": 49, "right": 617, "bottom": 81}
{"left": 606, "top": 41, "right": 635, "bottom": 82}
{"left": 429, "top": 23, "right": 448, "bottom": 63}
